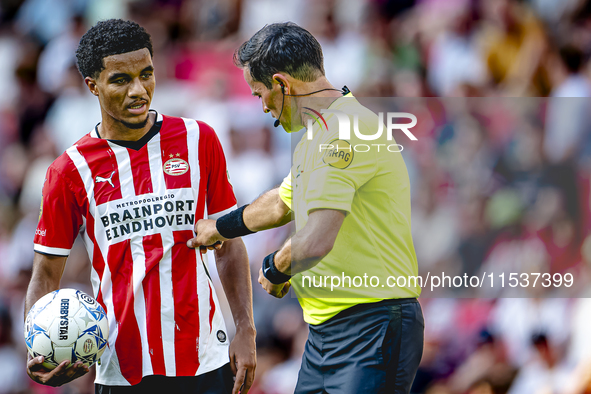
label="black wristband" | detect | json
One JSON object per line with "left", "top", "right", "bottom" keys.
{"left": 262, "top": 251, "right": 292, "bottom": 284}
{"left": 215, "top": 205, "right": 256, "bottom": 239}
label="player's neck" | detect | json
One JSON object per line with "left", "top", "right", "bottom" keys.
{"left": 98, "top": 111, "right": 155, "bottom": 141}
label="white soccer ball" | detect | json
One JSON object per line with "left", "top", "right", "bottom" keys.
{"left": 24, "top": 288, "right": 109, "bottom": 369}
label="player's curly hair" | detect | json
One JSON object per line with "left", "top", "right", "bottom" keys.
{"left": 76, "top": 19, "right": 153, "bottom": 79}
{"left": 234, "top": 22, "right": 325, "bottom": 89}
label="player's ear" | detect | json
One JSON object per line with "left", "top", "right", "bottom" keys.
{"left": 85, "top": 76, "right": 99, "bottom": 97}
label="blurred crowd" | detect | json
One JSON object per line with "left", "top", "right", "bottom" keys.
{"left": 2, "top": 0, "right": 591, "bottom": 393}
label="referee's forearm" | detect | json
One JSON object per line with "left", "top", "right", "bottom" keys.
{"left": 243, "top": 187, "right": 291, "bottom": 231}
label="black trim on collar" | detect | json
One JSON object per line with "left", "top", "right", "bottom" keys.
{"left": 95, "top": 111, "right": 162, "bottom": 151}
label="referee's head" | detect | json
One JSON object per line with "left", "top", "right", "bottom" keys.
{"left": 234, "top": 22, "right": 325, "bottom": 89}
{"left": 235, "top": 22, "right": 329, "bottom": 131}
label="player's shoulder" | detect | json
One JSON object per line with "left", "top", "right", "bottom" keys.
{"left": 160, "top": 114, "right": 217, "bottom": 139}
{"left": 50, "top": 132, "right": 94, "bottom": 174}
{"left": 195, "top": 120, "right": 217, "bottom": 139}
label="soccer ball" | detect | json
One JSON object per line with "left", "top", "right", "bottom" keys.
{"left": 24, "top": 288, "right": 109, "bottom": 369}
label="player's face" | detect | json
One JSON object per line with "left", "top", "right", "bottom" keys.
{"left": 89, "top": 48, "right": 155, "bottom": 130}
{"left": 243, "top": 68, "right": 293, "bottom": 131}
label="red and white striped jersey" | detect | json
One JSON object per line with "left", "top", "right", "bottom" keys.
{"left": 33, "top": 112, "right": 237, "bottom": 386}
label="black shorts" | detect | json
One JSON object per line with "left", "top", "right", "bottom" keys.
{"left": 295, "top": 298, "right": 424, "bottom": 394}
{"left": 95, "top": 363, "right": 234, "bottom": 394}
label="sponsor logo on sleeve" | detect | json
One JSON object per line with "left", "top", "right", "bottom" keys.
{"left": 322, "top": 139, "right": 354, "bottom": 169}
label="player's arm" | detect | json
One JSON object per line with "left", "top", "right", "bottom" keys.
{"left": 257, "top": 209, "right": 345, "bottom": 298}
{"left": 25, "top": 252, "right": 89, "bottom": 386}
{"left": 187, "top": 187, "right": 291, "bottom": 249}
{"left": 213, "top": 238, "right": 256, "bottom": 394}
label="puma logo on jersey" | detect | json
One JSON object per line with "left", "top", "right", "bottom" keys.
{"left": 95, "top": 171, "right": 116, "bottom": 188}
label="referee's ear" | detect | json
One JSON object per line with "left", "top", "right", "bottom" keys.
{"left": 272, "top": 74, "right": 289, "bottom": 95}
{"left": 85, "top": 76, "right": 99, "bottom": 97}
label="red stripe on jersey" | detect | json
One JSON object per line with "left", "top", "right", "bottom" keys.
{"left": 171, "top": 230, "right": 200, "bottom": 376}
{"left": 208, "top": 282, "right": 215, "bottom": 331}
{"left": 160, "top": 116, "right": 191, "bottom": 190}
{"left": 195, "top": 164, "right": 207, "bottom": 221}
{"left": 196, "top": 121, "right": 237, "bottom": 217}
{"left": 76, "top": 140, "right": 123, "bottom": 205}
{"left": 96, "top": 291, "right": 106, "bottom": 318}
{"left": 35, "top": 154, "right": 86, "bottom": 251}
{"left": 142, "top": 234, "right": 166, "bottom": 376}
{"left": 108, "top": 240, "right": 143, "bottom": 385}
{"left": 128, "top": 147, "right": 153, "bottom": 195}
{"left": 195, "top": 122, "right": 211, "bottom": 220}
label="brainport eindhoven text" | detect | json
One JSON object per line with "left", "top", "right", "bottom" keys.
{"left": 100, "top": 194, "right": 195, "bottom": 240}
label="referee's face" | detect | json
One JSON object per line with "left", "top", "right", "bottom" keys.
{"left": 89, "top": 48, "right": 155, "bottom": 131}
{"left": 243, "top": 68, "right": 291, "bottom": 131}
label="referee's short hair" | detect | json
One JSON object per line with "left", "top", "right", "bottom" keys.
{"left": 76, "top": 19, "right": 153, "bottom": 79}
{"left": 234, "top": 22, "right": 325, "bottom": 89}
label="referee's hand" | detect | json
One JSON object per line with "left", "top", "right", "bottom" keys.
{"left": 258, "top": 268, "right": 291, "bottom": 298}
{"left": 187, "top": 219, "right": 226, "bottom": 250}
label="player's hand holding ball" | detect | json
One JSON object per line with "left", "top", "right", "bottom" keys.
{"left": 24, "top": 289, "right": 109, "bottom": 386}
{"left": 27, "top": 354, "right": 89, "bottom": 387}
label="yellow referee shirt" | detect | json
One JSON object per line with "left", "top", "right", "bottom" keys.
{"left": 279, "top": 94, "right": 421, "bottom": 325}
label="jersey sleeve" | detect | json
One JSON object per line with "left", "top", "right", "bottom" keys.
{"left": 278, "top": 171, "right": 293, "bottom": 210}
{"left": 198, "top": 121, "right": 237, "bottom": 219}
{"left": 33, "top": 165, "right": 84, "bottom": 256}
{"left": 305, "top": 140, "right": 376, "bottom": 215}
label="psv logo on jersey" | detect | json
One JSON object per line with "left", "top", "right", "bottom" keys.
{"left": 163, "top": 155, "right": 189, "bottom": 176}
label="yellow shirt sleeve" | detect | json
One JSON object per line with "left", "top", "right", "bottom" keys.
{"left": 278, "top": 171, "right": 293, "bottom": 210}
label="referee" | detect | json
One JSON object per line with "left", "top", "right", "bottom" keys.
{"left": 188, "top": 22, "right": 423, "bottom": 394}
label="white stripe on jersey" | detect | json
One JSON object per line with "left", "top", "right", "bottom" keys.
{"left": 147, "top": 132, "right": 165, "bottom": 196}
{"left": 66, "top": 145, "right": 119, "bottom": 375}
{"left": 184, "top": 118, "right": 230, "bottom": 374}
{"left": 146, "top": 132, "right": 176, "bottom": 375}
{"left": 196, "top": 271, "right": 229, "bottom": 375}
{"left": 184, "top": 118, "right": 212, "bottom": 368}
{"left": 209, "top": 205, "right": 238, "bottom": 220}
{"left": 129, "top": 239, "right": 153, "bottom": 376}
{"left": 33, "top": 244, "right": 71, "bottom": 256}
{"left": 108, "top": 142, "right": 135, "bottom": 199}
{"left": 196, "top": 252, "right": 211, "bottom": 365}
{"left": 158, "top": 237, "right": 176, "bottom": 376}
{"left": 81, "top": 215, "right": 100, "bottom": 305}
{"left": 184, "top": 118, "right": 200, "bottom": 213}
